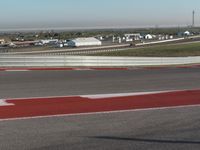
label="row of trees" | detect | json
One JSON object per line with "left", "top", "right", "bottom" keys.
{"left": 2, "top": 27, "right": 200, "bottom": 42}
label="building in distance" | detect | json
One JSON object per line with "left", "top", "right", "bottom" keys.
{"left": 0, "top": 39, "right": 5, "bottom": 45}
{"left": 67, "top": 37, "right": 102, "bottom": 47}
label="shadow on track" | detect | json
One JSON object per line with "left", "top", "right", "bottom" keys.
{"left": 89, "top": 136, "right": 200, "bottom": 145}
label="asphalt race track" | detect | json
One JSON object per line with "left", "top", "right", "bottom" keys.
{"left": 1, "top": 67, "right": 200, "bottom": 99}
{"left": 1, "top": 67, "right": 200, "bottom": 150}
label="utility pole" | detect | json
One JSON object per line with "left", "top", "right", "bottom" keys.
{"left": 192, "top": 10, "right": 195, "bottom": 27}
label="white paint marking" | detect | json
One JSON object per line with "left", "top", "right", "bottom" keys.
{"left": 0, "top": 99, "right": 14, "bottom": 106}
{"left": 73, "top": 68, "right": 93, "bottom": 71}
{"left": 0, "top": 104, "right": 200, "bottom": 122}
{"left": 3, "top": 89, "right": 197, "bottom": 101}
{"left": 81, "top": 90, "right": 177, "bottom": 99}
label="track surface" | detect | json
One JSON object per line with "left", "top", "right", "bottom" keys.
{"left": 1, "top": 68, "right": 200, "bottom": 150}
{"left": 0, "top": 68, "right": 200, "bottom": 99}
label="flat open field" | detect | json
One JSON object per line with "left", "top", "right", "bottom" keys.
{"left": 89, "top": 42, "right": 200, "bottom": 57}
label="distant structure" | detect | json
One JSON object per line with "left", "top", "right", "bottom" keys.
{"left": 67, "top": 37, "right": 102, "bottom": 47}
{"left": 0, "top": 39, "right": 5, "bottom": 44}
{"left": 145, "top": 34, "right": 153, "bottom": 40}
{"left": 124, "top": 33, "right": 141, "bottom": 42}
{"left": 192, "top": 10, "right": 195, "bottom": 27}
{"left": 112, "top": 36, "right": 115, "bottom": 43}
{"left": 118, "top": 37, "right": 122, "bottom": 43}
{"left": 184, "top": 31, "right": 191, "bottom": 36}
{"left": 35, "top": 39, "right": 59, "bottom": 46}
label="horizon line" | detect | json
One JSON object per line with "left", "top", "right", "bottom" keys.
{"left": 0, "top": 25, "right": 197, "bottom": 33}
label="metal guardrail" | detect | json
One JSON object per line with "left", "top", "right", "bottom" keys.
{"left": 0, "top": 55, "right": 200, "bottom": 67}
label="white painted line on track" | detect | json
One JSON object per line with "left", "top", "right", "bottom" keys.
{"left": 80, "top": 90, "right": 179, "bottom": 99}
{"left": 0, "top": 99, "right": 14, "bottom": 106}
{"left": 2, "top": 89, "right": 198, "bottom": 101}
{"left": 1, "top": 104, "right": 200, "bottom": 122}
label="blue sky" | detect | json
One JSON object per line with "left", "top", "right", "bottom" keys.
{"left": 0, "top": 0, "right": 199, "bottom": 30}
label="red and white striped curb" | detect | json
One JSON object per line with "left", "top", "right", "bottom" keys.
{"left": 0, "top": 65, "right": 200, "bottom": 72}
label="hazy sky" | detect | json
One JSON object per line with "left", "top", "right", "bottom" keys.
{"left": 0, "top": 0, "right": 200, "bottom": 30}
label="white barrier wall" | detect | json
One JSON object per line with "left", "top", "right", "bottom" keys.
{"left": 0, "top": 55, "right": 200, "bottom": 67}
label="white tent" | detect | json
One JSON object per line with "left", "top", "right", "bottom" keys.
{"left": 0, "top": 39, "right": 5, "bottom": 44}
{"left": 145, "top": 34, "right": 153, "bottom": 40}
{"left": 184, "top": 31, "right": 190, "bottom": 36}
{"left": 68, "top": 37, "right": 102, "bottom": 47}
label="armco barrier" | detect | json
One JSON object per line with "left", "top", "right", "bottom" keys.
{"left": 0, "top": 55, "right": 200, "bottom": 67}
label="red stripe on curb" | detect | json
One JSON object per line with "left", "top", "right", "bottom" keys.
{"left": 91, "top": 67, "right": 129, "bottom": 70}
{"left": 141, "top": 66, "right": 168, "bottom": 70}
{"left": 0, "top": 68, "right": 30, "bottom": 71}
{"left": 0, "top": 68, "right": 6, "bottom": 71}
{"left": 28, "top": 68, "right": 74, "bottom": 71}
{"left": 0, "top": 65, "right": 200, "bottom": 72}
{"left": 0, "top": 90, "right": 200, "bottom": 120}
{"left": 175, "top": 65, "right": 199, "bottom": 69}
{"left": 175, "top": 66, "right": 194, "bottom": 68}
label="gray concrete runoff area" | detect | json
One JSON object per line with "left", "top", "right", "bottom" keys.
{"left": 1, "top": 55, "right": 200, "bottom": 67}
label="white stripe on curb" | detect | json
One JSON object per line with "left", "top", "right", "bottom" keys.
{"left": 0, "top": 99, "right": 14, "bottom": 106}
{"left": 81, "top": 91, "right": 175, "bottom": 99}
{"left": 73, "top": 68, "right": 93, "bottom": 71}
{"left": 1, "top": 89, "right": 196, "bottom": 101}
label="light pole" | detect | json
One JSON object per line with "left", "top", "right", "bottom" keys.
{"left": 192, "top": 10, "right": 195, "bottom": 27}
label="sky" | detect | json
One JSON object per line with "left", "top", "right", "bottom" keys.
{"left": 0, "top": 0, "right": 200, "bottom": 30}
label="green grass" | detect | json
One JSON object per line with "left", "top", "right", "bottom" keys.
{"left": 89, "top": 42, "right": 200, "bottom": 57}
